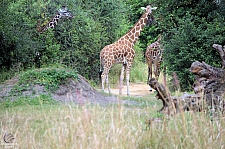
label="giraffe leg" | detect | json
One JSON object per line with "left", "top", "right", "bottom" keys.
{"left": 154, "top": 60, "right": 160, "bottom": 81}
{"left": 101, "top": 74, "right": 106, "bottom": 92}
{"left": 149, "top": 64, "right": 153, "bottom": 91}
{"left": 106, "top": 74, "right": 111, "bottom": 94}
{"left": 101, "top": 65, "right": 112, "bottom": 94}
{"left": 147, "top": 58, "right": 152, "bottom": 84}
{"left": 101, "top": 74, "right": 111, "bottom": 94}
{"left": 153, "top": 59, "right": 158, "bottom": 80}
{"left": 119, "top": 64, "right": 125, "bottom": 95}
{"left": 125, "top": 65, "right": 130, "bottom": 96}
{"left": 154, "top": 67, "right": 158, "bottom": 80}
{"left": 126, "top": 71, "right": 130, "bottom": 96}
{"left": 148, "top": 66, "right": 153, "bottom": 81}
{"left": 147, "top": 67, "right": 150, "bottom": 84}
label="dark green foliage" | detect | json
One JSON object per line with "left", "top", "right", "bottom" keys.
{"left": 0, "top": 0, "right": 129, "bottom": 81}
{"left": 152, "top": 0, "right": 225, "bottom": 90}
{"left": 0, "top": 30, "right": 15, "bottom": 70}
{"left": 11, "top": 68, "right": 78, "bottom": 94}
{"left": 0, "top": 0, "right": 16, "bottom": 70}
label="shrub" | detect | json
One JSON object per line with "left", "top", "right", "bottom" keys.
{"left": 11, "top": 67, "right": 78, "bottom": 95}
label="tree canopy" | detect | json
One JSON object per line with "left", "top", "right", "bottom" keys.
{"left": 0, "top": 0, "right": 130, "bottom": 80}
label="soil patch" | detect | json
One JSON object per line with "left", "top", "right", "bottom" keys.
{"left": 103, "top": 83, "right": 154, "bottom": 97}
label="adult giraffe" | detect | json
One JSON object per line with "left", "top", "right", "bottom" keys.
{"left": 100, "top": 5, "right": 157, "bottom": 95}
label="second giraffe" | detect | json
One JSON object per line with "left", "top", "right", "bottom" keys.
{"left": 145, "top": 35, "right": 163, "bottom": 84}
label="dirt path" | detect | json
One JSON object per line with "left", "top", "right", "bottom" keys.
{"left": 104, "top": 83, "right": 154, "bottom": 97}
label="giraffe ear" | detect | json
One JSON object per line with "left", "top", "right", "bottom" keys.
{"left": 151, "top": 7, "right": 157, "bottom": 10}
{"left": 141, "top": 7, "right": 146, "bottom": 10}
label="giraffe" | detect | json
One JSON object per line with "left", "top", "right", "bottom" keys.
{"left": 145, "top": 35, "right": 163, "bottom": 84}
{"left": 37, "top": 6, "right": 73, "bottom": 33}
{"left": 100, "top": 5, "right": 157, "bottom": 95}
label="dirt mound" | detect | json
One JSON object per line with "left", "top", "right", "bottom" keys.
{"left": 0, "top": 75, "right": 138, "bottom": 106}
{"left": 52, "top": 75, "right": 136, "bottom": 105}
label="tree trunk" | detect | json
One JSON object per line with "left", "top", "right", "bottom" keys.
{"left": 212, "top": 44, "right": 225, "bottom": 69}
{"left": 148, "top": 78, "right": 202, "bottom": 116}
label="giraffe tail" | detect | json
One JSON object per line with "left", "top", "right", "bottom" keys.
{"left": 99, "top": 56, "right": 103, "bottom": 81}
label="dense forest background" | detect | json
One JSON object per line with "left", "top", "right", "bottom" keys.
{"left": 0, "top": 0, "right": 225, "bottom": 91}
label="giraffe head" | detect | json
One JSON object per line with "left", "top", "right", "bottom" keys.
{"left": 141, "top": 5, "right": 157, "bottom": 25}
{"left": 37, "top": 6, "right": 73, "bottom": 33}
{"left": 141, "top": 5, "right": 157, "bottom": 13}
{"left": 58, "top": 6, "right": 73, "bottom": 18}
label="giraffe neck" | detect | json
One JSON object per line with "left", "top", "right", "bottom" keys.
{"left": 38, "top": 13, "right": 61, "bottom": 33}
{"left": 118, "top": 11, "right": 149, "bottom": 46}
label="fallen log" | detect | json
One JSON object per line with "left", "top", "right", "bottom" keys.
{"left": 147, "top": 45, "right": 225, "bottom": 125}
{"left": 148, "top": 78, "right": 202, "bottom": 116}
{"left": 190, "top": 61, "right": 225, "bottom": 115}
{"left": 148, "top": 60, "right": 225, "bottom": 117}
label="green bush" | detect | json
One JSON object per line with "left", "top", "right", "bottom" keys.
{"left": 153, "top": 0, "right": 225, "bottom": 91}
{"left": 11, "top": 67, "right": 78, "bottom": 94}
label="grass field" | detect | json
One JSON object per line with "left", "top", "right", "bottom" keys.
{"left": 0, "top": 95, "right": 225, "bottom": 149}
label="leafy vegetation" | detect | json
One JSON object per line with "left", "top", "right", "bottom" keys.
{"left": 10, "top": 67, "right": 78, "bottom": 95}
{"left": 0, "top": 0, "right": 130, "bottom": 82}
{"left": 152, "top": 0, "right": 225, "bottom": 90}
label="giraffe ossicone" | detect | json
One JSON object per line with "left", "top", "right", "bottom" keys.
{"left": 141, "top": 6, "right": 157, "bottom": 10}
{"left": 100, "top": 5, "right": 157, "bottom": 96}
{"left": 37, "top": 6, "right": 73, "bottom": 33}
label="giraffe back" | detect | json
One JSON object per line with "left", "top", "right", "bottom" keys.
{"left": 145, "top": 40, "right": 162, "bottom": 62}
{"left": 100, "top": 42, "right": 135, "bottom": 67}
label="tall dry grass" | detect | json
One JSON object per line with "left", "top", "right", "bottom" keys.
{"left": 0, "top": 102, "right": 225, "bottom": 149}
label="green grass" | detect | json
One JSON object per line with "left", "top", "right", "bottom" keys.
{"left": 1, "top": 94, "right": 59, "bottom": 108}
{"left": 0, "top": 100, "right": 224, "bottom": 149}
{"left": 0, "top": 68, "right": 18, "bottom": 83}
